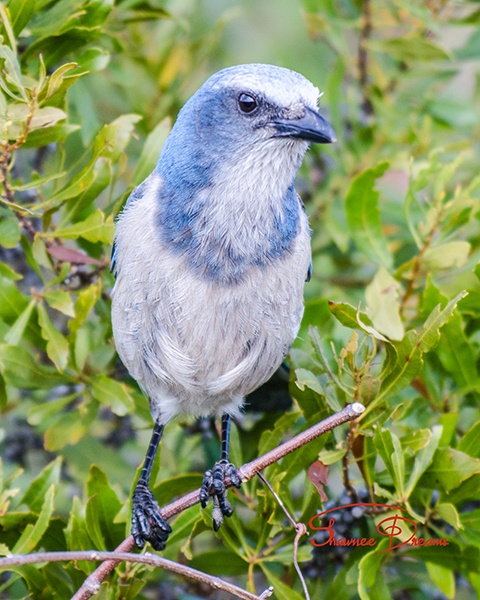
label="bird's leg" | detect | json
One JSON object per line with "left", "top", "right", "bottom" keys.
{"left": 131, "top": 420, "right": 172, "bottom": 551}
{"left": 200, "top": 414, "right": 241, "bottom": 531}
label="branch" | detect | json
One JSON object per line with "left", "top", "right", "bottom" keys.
{"left": 257, "top": 472, "right": 310, "bottom": 600}
{"left": 3, "top": 403, "right": 365, "bottom": 600}
{"left": 358, "top": 0, "right": 374, "bottom": 116}
{"left": 0, "top": 551, "right": 273, "bottom": 600}
{"left": 399, "top": 205, "right": 443, "bottom": 316}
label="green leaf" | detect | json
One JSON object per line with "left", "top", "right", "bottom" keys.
{"left": 37, "top": 301, "right": 69, "bottom": 372}
{"left": 423, "top": 241, "right": 471, "bottom": 271}
{"left": 317, "top": 446, "right": 346, "bottom": 465}
{"left": 435, "top": 503, "right": 462, "bottom": 530}
{"left": 295, "top": 368, "right": 324, "bottom": 395}
{"left": 438, "top": 413, "right": 457, "bottom": 447}
{"left": 428, "top": 99, "right": 479, "bottom": 128}
{"left": 359, "top": 374, "right": 381, "bottom": 404}
{"left": 12, "top": 485, "right": 54, "bottom": 554}
{"left": 86, "top": 465, "right": 124, "bottom": 549}
{"left": 59, "top": 157, "right": 113, "bottom": 227}
{"left": 365, "top": 266, "right": 404, "bottom": 341}
{"left": 328, "top": 301, "right": 374, "bottom": 330}
{"left": 422, "top": 448, "right": 480, "bottom": 491}
{"left": 309, "top": 325, "right": 346, "bottom": 398}
{"left": 44, "top": 409, "right": 89, "bottom": 451}
{"left": 345, "top": 162, "right": 392, "bottom": 268}
{"left": 456, "top": 29, "right": 480, "bottom": 60}
{"left": 20, "top": 458, "right": 62, "bottom": 513}
{"left": 48, "top": 121, "right": 130, "bottom": 204}
{"left": 4, "top": 298, "right": 36, "bottom": 345}
{"left": 107, "top": 114, "right": 142, "bottom": 162}
{"left": 0, "top": 276, "right": 27, "bottom": 319}
{"left": 358, "top": 538, "right": 389, "bottom": 600}
{"left": 0, "top": 218, "right": 20, "bottom": 248}
{"left": 260, "top": 564, "right": 306, "bottom": 600}
{"left": 6, "top": 105, "right": 67, "bottom": 138}
{"left": 369, "top": 37, "right": 450, "bottom": 61}
{"left": 0, "top": 344, "right": 67, "bottom": 389}
{"left": 85, "top": 494, "right": 107, "bottom": 551}
{"left": 20, "top": 233, "right": 44, "bottom": 283}
{"left": 0, "top": 44, "right": 27, "bottom": 100}
{"left": 22, "top": 123, "right": 80, "bottom": 149}
{"left": 74, "top": 47, "right": 110, "bottom": 73}
{"left": 404, "top": 540, "right": 479, "bottom": 572}
{"left": 188, "top": 550, "right": 248, "bottom": 577}
{"left": 131, "top": 117, "right": 171, "bottom": 186}
{"left": 66, "top": 497, "right": 95, "bottom": 572}
{"left": 28, "top": 393, "right": 77, "bottom": 425}
{"left": 405, "top": 425, "right": 442, "bottom": 497}
{"left": 438, "top": 314, "right": 479, "bottom": 389}
{"left": 11, "top": 170, "right": 67, "bottom": 191}
{"left": 69, "top": 281, "right": 101, "bottom": 335}
{"left": 153, "top": 474, "right": 204, "bottom": 506}
{"left": 0, "top": 262, "right": 22, "bottom": 280}
{"left": 45, "top": 62, "right": 84, "bottom": 99}
{"left": 458, "top": 420, "right": 480, "bottom": 458}
{"left": 0, "top": 372, "right": 6, "bottom": 409}
{"left": 43, "top": 290, "right": 75, "bottom": 318}
{"left": 426, "top": 563, "right": 455, "bottom": 599}
{"left": 45, "top": 209, "right": 114, "bottom": 243}
{"left": 87, "top": 375, "right": 135, "bottom": 416}
{"left": 374, "top": 428, "right": 404, "bottom": 498}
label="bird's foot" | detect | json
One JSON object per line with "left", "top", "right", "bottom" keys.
{"left": 200, "top": 459, "right": 241, "bottom": 531}
{"left": 131, "top": 480, "right": 172, "bottom": 551}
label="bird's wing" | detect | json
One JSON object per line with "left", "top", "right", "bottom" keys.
{"left": 296, "top": 192, "right": 312, "bottom": 282}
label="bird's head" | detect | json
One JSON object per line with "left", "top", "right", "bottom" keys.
{"left": 192, "top": 63, "right": 335, "bottom": 145}
{"left": 157, "top": 64, "right": 336, "bottom": 192}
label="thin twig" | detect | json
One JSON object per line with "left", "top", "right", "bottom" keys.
{"left": 71, "top": 403, "right": 364, "bottom": 600}
{"left": 257, "top": 472, "right": 297, "bottom": 528}
{"left": 0, "top": 551, "right": 273, "bottom": 600}
{"left": 257, "top": 472, "right": 310, "bottom": 600}
{"left": 293, "top": 524, "right": 309, "bottom": 600}
{"left": 342, "top": 425, "right": 359, "bottom": 503}
{"left": 358, "top": 0, "right": 374, "bottom": 116}
{"left": 399, "top": 206, "right": 443, "bottom": 316}
{"left": 0, "top": 90, "right": 53, "bottom": 242}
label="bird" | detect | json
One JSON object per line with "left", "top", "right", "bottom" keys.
{"left": 111, "top": 63, "right": 336, "bottom": 551}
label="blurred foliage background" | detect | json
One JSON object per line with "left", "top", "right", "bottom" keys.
{"left": 1, "top": 0, "right": 480, "bottom": 598}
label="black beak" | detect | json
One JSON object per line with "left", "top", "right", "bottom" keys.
{"left": 273, "top": 106, "right": 336, "bottom": 144}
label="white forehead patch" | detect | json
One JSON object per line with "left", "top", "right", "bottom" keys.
{"left": 205, "top": 64, "right": 320, "bottom": 111}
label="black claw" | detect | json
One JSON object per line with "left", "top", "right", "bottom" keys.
{"left": 200, "top": 460, "right": 241, "bottom": 530}
{"left": 212, "top": 497, "right": 224, "bottom": 532}
{"left": 132, "top": 481, "right": 171, "bottom": 551}
{"left": 200, "top": 469, "right": 213, "bottom": 508}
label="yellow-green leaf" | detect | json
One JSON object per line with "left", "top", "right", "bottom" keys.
{"left": 37, "top": 301, "right": 69, "bottom": 372}
{"left": 43, "top": 209, "right": 114, "bottom": 244}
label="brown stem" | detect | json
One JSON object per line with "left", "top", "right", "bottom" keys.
{"left": 69, "top": 403, "right": 365, "bottom": 600}
{"left": 358, "top": 0, "right": 374, "bottom": 116}
{"left": 1, "top": 90, "right": 44, "bottom": 240}
{"left": 399, "top": 207, "right": 443, "bottom": 316}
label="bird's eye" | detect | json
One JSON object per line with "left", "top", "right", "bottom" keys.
{"left": 238, "top": 93, "right": 258, "bottom": 114}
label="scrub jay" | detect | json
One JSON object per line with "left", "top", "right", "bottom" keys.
{"left": 111, "top": 63, "right": 336, "bottom": 551}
